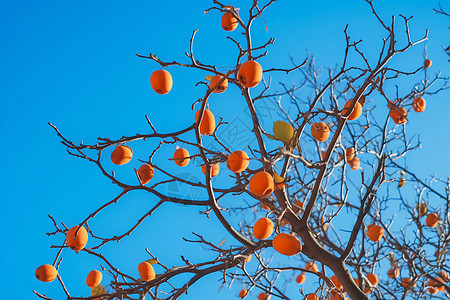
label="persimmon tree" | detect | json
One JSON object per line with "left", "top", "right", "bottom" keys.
{"left": 34, "top": 1, "right": 450, "bottom": 299}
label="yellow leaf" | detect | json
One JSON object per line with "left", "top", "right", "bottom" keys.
{"left": 91, "top": 285, "right": 105, "bottom": 296}
{"left": 205, "top": 75, "right": 213, "bottom": 81}
{"left": 398, "top": 177, "right": 406, "bottom": 188}
{"left": 273, "top": 172, "right": 284, "bottom": 183}
{"left": 218, "top": 239, "right": 225, "bottom": 246}
{"left": 146, "top": 258, "right": 158, "bottom": 265}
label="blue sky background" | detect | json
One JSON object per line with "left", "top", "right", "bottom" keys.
{"left": 1, "top": 0, "right": 449, "bottom": 299}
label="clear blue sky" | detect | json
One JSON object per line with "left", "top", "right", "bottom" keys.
{"left": 1, "top": 0, "right": 449, "bottom": 299}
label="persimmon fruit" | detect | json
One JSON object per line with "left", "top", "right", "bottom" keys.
{"left": 426, "top": 213, "right": 439, "bottom": 227}
{"left": 138, "top": 261, "right": 155, "bottom": 281}
{"left": 342, "top": 100, "right": 363, "bottom": 120}
{"left": 66, "top": 225, "right": 88, "bottom": 252}
{"left": 238, "top": 60, "right": 263, "bottom": 88}
{"left": 239, "top": 289, "right": 248, "bottom": 298}
{"left": 195, "top": 109, "right": 215, "bottom": 135}
{"left": 249, "top": 172, "right": 275, "bottom": 197}
{"left": 258, "top": 292, "right": 270, "bottom": 300}
{"left": 273, "top": 121, "right": 294, "bottom": 142}
{"left": 366, "top": 224, "right": 383, "bottom": 242}
{"left": 424, "top": 59, "right": 432, "bottom": 69}
{"left": 305, "top": 262, "right": 319, "bottom": 273}
{"left": 173, "top": 148, "right": 190, "bottom": 167}
{"left": 272, "top": 233, "right": 302, "bottom": 256}
{"left": 311, "top": 122, "right": 330, "bottom": 142}
{"left": 306, "top": 293, "right": 319, "bottom": 300}
{"left": 388, "top": 268, "right": 399, "bottom": 279}
{"left": 150, "top": 70, "right": 172, "bottom": 94}
{"left": 412, "top": 97, "right": 426, "bottom": 113}
{"left": 227, "top": 150, "right": 249, "bottom": 173}
{"left": 296, "top": 273, "right": 306, "bottom": 284}
{"left": 86, "top": 270, "right": 102, "bottom": 288}
{"left": 137, "top": 164, "right": 155, "bottom": 184}
{"left": 348, "top": 157, "right": 360, "bottom": 170}
{"left": 221, "top": 13, "right": 238, "bottom": 31}
{"left": 331, "top": 275, "right": 342, "bottom": 289}
{"left": 345, "top": 148, "right": 355, "bottom": 162}
{"left": 111, "top": 145, "right": 133, "bottom": 165}
{"left": 253, "top": 217, "right": 274, "bottom": 240}
{"left": 389, "top": 107, "right": 407, "bottom": 124}
{"left": 35, "top": 264, "right": 57, "bottom": 282}
{"left": 201, "top": 163, "right": 220, "bottom": 177}
{"left": 210, "top": 75, "right": 228, "bottom": 93}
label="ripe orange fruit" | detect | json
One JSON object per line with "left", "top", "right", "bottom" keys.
{"left": 311, "top": 122, "right": 330, "bottom": 142}
{"left": 249, "top": 172, "right": 275, "bottom": 197}
{"left": 305, "top": 262, "right": 319, "bottom": 273}
{"left": 221, "top": 12, "right": 238, "bottom": 31}
{"left": 238, "top": 60, "right": 263, "bottom": 88}
{"left": 424, "top": 59, "right": 432, "bottom": 69}
{"left": 348, "top": 157, "right": 360, "bottom": 170}
{"left": 227, "top": 150, "right": 249, "bottom": 173}
{"left": 428, "top": 277, "right": 445, "bottom": 292}
{"left": 210, "top": 75, "right": 228, "bottom": 93}
{"left": 111, "top": 145, "right": 133, "bottom": 165}
{"left": 440, "top": 271, "right": 448, "bottom": 281}
{"left": 412, "top": 97, "right": 426, "bottom": 113}
{"left": 195, "top": 109, "right": 215, "bottom": 135}
{"left": 253, "top": 217, "right": 274, "bottom": 240}
{"left": 150, "top": 70, "right": 173, "bottom": 94}
{"left": 388, "top": 268, "right": 399, "bottom": 279}
{"left": 296, "top": 273, "right": 306, "bottom": 284}
{"left": 366, "top": 273, "right": 379, "bottom": 286}
{"left": 293, "top": 200, "right": 303, "bottom": 214}
{"left": 173, "top": 148, "right": 190, "bottom": 167}
{"left": 35, "top": 264, "right": 57, "bottom": 282}
{"left": 306, "top": 293, "right": 319, "bottom": 300}
{"left": 272, "top": 233, "right": 302, "bottom": 256}
{"left": 400, "top": 278, "right": 416, "bottom": 288}
{"left": 345, "top": 148, "right": 355, "bottom": 162}
{"left": 342, "top": 100, "right": 363, "bottom": 120}
{"left": 245, "top": 254, "right": 252, "bottom": 263}
{"left": 239, "top": 289, "right": 248, "bottom": 298}
{"left": 389, "top": 107, "right": 407, "bottom": 124}
{"left": 366, "top": 224, "right": 383, "bottom": 242}
{"left": 138, "top": 261, "right": 155, "bottom": 281}
{"left": 258, "top": 292, "right": 270, "bottom": 300}
{"left": 331, "top": 275, "right": 342, "bottom": 289}
{"left": 426, "top": 213, "right": 439, "bottom": 227}
{"left": 86, "top": 270, "right": 102, "bottom": 288}
{"left": 201, "top": 163, "right": 220, "bottom": 177}
{"left": 138, "top": 164, "right": 155, "bottom": 184}
{"left": 66, "top": 226, "right": 88, "bottom": 252}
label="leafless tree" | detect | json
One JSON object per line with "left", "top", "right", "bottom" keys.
{"left": 35, "top": 1, "right": 449, "bottom": 299}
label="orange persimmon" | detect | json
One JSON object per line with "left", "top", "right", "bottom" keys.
{"left": 388, "top": 268, "right": 400, "bottom": 279}
{"left": 331, "top": 275, "right": 342, "bottom": 290}
{"left": 227, "top": 150, "right": 249, "bottom": 173}
{"left": 35, "top": 264, "right": 57, "bottom": 282}
{"left": 221, "top": 12, "right": 238, "bottom": 31}
{"left": 238, "top": 60, "right": 263, "bottom": 88}
{"left": 424, "top": 59, "right": 432, "bottom": 69}
{"left": 86, "top": 270, "right": 102, "bottom": 288}
{"left": 345, "top": 148, "right": 355, "bottom": 162}
{"left": 426, "top": 213, "right": 439, "bottom": 228}
{"left": 138, "top": 261, "right": 155, "bottom": 282}
{"left": 249, "top": 172, "right": 275, "bottom": 197}
{"left": 137, "top": 164, "right": 155, "bottom": 184}
{"left": 400, "top": 278, "right": 416, "bottom": 288}
{"left": 366, "top": 224, "right": 383, "bottom": 242}
{"left": 296, "top": 273, "right": 306, "bottom": 284}
{"left": 342, "top": 100, "right": 363, "bottom": 120}
{"left": 389, "top": 107, "right": 407, "bottom": 124}
{"left": 272, "top": 233, "right": 302, "bottom": 256}
{"left": 311, "top": 122, "right": 330, "bottom": 142}
{"left": 253, "top": 217, "right": 274, "bottom": 240}
{"left": 111, "top": 145, "right": 133, "bottom": 165}
{"left": 150, "top": 70, "right": 172, "bottom": 94}
{"left": 348, "top": 157, "right": 360, "bottom": 170}
{"left": 239, "top": 289, "right": 248, "bottom": 298}
{"left": 366, "top": 273, "right": 379, "bottom": 287}
{"left": 245, "top": 254, "right": 252, "bottom": 263}
{"left": 258, "top": 292, "right": 270, "bottom": 300}
{"left": 305, "top": 262, "right": 319, "bottom": 273}
{"left": 66, "top": 226, "right": 88, "bottom": 252}
{"left": 195, "top": 109, "right": 215, "bottom": 135}
{"left": 306, "top": 293, "right": 319, "bottom": 300}
{"left": 412, "top": 97, "right": 426, "bottom": 113}
{"left": 210, "top": 75, "right": 228, "bottom": 93}
{"left": 201, "top": 163, "right": 220, "bottom": 177}
{"left": 173, "top": 148, "right": 190, "bottom": 167}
